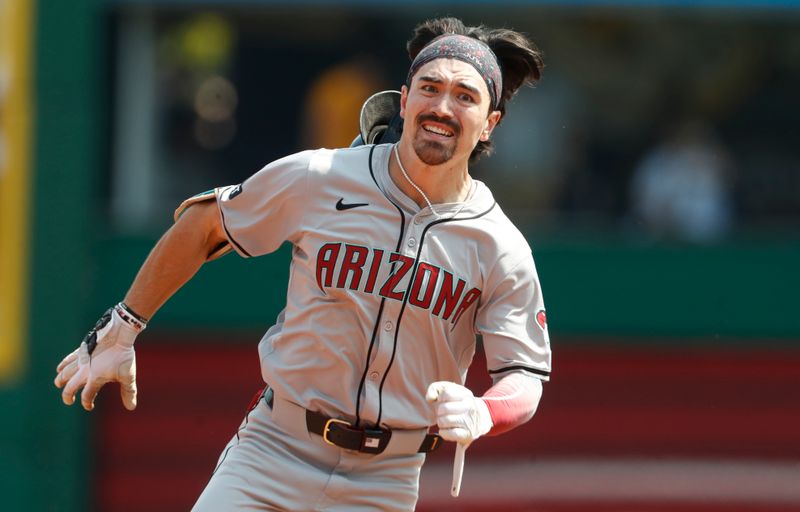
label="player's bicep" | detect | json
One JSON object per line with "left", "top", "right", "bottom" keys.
{"left": 204, "top": 200, "right": 231, "bottom": 261}
{"left": 173, "top": 196, "right": 231, "bottom": 261}
{"left": 174, "top": 189, "right": 232, "bottom": 261}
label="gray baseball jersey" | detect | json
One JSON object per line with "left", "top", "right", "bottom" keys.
{"left": 214, "top": 143, "right": 551, "bottom": 430}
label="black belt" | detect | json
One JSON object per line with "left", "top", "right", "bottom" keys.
{"left": 265, "top": 389, "right": 441, "bottom": 455}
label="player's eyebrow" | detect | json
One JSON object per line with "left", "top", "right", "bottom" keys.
{"left": 418, "top": 75, "right": 444, "bottom": 85}
{"left": 417, "top": 75, "right": 482, "bottom": 97}
{"left": 455, "top": 81, "right": 481, "bottom": 97}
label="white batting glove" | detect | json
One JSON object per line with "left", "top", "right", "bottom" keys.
{"left": 426, "top": 381, "right": 493, "bottom": 445}
{"left": 54, "top": 303, "right": 146, "bottom": 411}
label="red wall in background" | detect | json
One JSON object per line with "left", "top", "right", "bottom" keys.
{"left": 93, "top": 338, "right": 800, "bottom": 511}
{"left": 472, "top": 343, "right": 800, "bottom": 460}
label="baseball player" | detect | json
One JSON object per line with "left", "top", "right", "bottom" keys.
{"left": 54, "top": 17, "right": 551, "bottom": 511}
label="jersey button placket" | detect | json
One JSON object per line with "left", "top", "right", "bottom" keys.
{"left": 363, "top": 231, "right": 417, "bottom": 421}
{"left": 404, "top": 224, "right": 422, "bottom": 256}
{"left": 361, "top": 305, "right": 396, "bottom": 422}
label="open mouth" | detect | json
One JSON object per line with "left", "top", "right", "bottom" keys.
{"left": 421, "top": 123, "right": 455, "bottom": 138}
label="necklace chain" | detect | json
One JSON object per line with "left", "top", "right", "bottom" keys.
{"left": 393, "top": 144, "right": 437, "bottom": 216}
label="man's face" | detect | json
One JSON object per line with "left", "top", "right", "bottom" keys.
{"left": 400, "top": 58, "right": 501, "bottom": 166}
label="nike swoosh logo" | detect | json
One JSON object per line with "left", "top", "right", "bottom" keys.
{"left": 336, "top": 198, "right": 369, "bottom": 211}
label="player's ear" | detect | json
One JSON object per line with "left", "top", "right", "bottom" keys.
{"left": 480, "top": 110, "right": 501, "bottom": 142}
{"left": 400, "top": 85, "right": 408, "bottom": 119}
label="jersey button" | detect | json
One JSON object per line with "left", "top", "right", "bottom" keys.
{"left": 414, "top": 217, "right": 422, "bottom": 225}
{"left": 369, "top": 371, "right": 380, "bottom": 381}
{"left": 408, "top": 238, "right": 416, "bottom": 247}
{"left": 384, "top": 321, "right": 393, "bottom": 331}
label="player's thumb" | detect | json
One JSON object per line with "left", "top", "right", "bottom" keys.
{"left": 120, "top": 376, "right": 138, "bottom": 411}
{"left": 119, "top": 358, "right": 138, "bottom": 411}
{"left": 426, "top": 381, "right": 449, "bottom": 403}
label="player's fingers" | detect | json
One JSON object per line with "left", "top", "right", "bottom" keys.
{"left": 62, "top": 367, "right": 87, "bottom": 406}
{"left": 426, "top": 381, "right": 449, "bottom": 402}
{"left": 80, "top": 377, "right": 107, "bottom": 411}
{"left": 56, "top": 348, "right": 79, "bottom": 373}
{"left": 437, "top": 385, "right": 472, "bottom": 403}
{"left": 437, "top": 399, "right": 470, "bottom": 417}
{"left": 54, "top": 359, "right": 79, "bottom": 389}
{"left": 438, "top": 413, "right": 467, "bottom": 430}
{"left": 438, "top": 427, "right": 470, "bottom": 444}
{"left": 62, "top": 343, "right": 90, "bottom": 406}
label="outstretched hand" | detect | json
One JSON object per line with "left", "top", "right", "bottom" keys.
{"left": 54, "top": 304, "right": 145, "bottom": 411}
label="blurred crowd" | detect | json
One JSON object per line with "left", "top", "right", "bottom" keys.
{"left": 109, "top": 9, "right": 800, "bottom": 243}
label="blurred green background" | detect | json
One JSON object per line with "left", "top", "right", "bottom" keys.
{"left": 1, "top": 1, "right": 799, "bottom": 511}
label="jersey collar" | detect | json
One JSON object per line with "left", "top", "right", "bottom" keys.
{"left": 373, "top": 144, "right": 495, "bottom": 219}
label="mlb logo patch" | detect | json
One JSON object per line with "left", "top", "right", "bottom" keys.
{"left": 365, "top": 437, "right": 380, "bottom": 448}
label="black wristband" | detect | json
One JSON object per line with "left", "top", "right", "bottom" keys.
{"left": 116, "top": 302, "right": 149, "bottom": 329}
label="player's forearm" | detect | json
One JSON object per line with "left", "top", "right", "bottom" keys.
{"left": 481, "top": 372, "right": 543, "bottom": 436}
{"left": 123, "top": 202, "right": 226, "bottom": 320}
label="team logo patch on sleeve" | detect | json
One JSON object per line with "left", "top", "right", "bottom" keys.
{"left": 535, "top": 309, "right": 547, "bottom": 331}
{"left": 229, "top": 183, "right": 243, "bottom": 199}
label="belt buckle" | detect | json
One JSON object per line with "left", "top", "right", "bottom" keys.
{"left": 323, "top": 418, "right": 351, "bottom": 446}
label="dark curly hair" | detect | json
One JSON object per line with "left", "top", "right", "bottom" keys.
{"left": 406, "top": 17, "right": 544, "bottom": 163}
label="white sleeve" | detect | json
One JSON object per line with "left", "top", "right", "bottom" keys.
{"left": 215, "top": 150, "right": 315, "bottom": 257}
{"left": 476, "top": 252, "right": 552, "bottom": 382}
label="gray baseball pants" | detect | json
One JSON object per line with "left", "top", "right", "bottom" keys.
{"left": 192, "top": 393, "right": 426, "bottom": 511}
